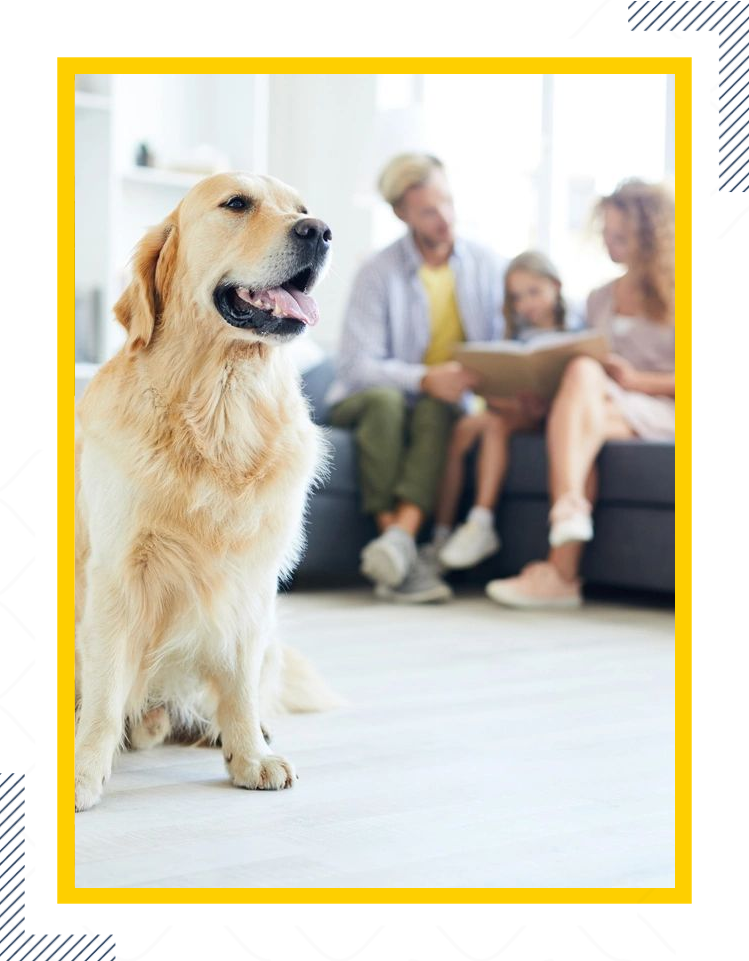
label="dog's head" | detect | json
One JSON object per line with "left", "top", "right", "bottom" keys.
{"left": 114, "top": 173, "right": 332, "bottom": 353}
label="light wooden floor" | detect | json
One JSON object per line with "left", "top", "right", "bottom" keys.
{"left": 75, "top": 588, "right": 675, "bottom": 889}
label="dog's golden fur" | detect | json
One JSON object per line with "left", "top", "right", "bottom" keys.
{"left": 75, "top": 173, "right": 332, "bottom": 811}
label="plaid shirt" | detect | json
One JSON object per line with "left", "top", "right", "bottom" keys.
{"left": 326, "top": 233, "right": 507, "bottom": 406}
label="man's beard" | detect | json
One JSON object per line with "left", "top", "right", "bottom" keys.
{"left": 416, "top": 229, "right": 453, "bottom": 250}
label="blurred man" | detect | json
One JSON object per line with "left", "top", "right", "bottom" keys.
{"left": 326, "top": 154, "right": 506, "bottom": 602}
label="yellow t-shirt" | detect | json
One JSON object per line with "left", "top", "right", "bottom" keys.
{"left": 418, "top": 263, "right": 465, "bottom": 366}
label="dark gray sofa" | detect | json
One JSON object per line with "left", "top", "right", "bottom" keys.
{"left": 296, "top": 359, "right": 675, "bottom": 594}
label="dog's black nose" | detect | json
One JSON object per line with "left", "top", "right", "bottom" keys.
{"left": 293, "top": 217, "right": 332, "bottom": 246}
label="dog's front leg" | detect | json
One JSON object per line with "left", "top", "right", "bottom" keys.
{"left": 213, "top": 608, "right": 296, "bottom": 791}
{"left": 75, "top": 584, "right": 136, "bottom": 811}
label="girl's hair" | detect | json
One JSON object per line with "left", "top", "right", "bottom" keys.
{"left": 596, "top": 179, "right": 675, "bottom": 323}
{"left": 502, "top": 250, "right": 566, "bottom": 339}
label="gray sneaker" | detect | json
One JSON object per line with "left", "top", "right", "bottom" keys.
{"left": 418, "top": 541, "right": 447, "bottom": 571}
{"left": 374, "top": 550, "right": 453, "bottom": 604}
{"left": 360, "top": 527, "right": 417, "bottom": 588}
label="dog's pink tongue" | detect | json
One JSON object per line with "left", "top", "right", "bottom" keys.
{"left": 236, "top": 286, "right": 319, "bottom": 326}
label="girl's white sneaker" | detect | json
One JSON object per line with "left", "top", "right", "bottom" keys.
{"left": 438, "top": 521, "right": 501, "bottom": 570}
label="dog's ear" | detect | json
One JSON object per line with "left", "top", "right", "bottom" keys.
{"left": 114, "top": 217, "right": 179, "bottom": 354}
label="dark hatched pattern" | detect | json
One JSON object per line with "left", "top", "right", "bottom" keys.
{"left": 629, "top": 1, "right": 749, "bottom": 191}
{"left": 0, "top": 774, "right": 114, "bottom": 961}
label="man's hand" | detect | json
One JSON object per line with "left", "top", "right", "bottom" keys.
{"left": 420, "top": 362, "right": 479, "bottom": 403}
{"left": 603, "top": 353, "right": 640, "bottom": 391}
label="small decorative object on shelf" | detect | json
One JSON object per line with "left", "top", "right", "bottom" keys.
{"left": 165, "top": 143, "right": 231, "bottom": 176}
{"left": 135, "top": 141, "right": 155, "bottom": 167}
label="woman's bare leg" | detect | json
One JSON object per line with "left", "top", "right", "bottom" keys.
{"left": 546, "top": 361, "right": 634, "bottom": 582}
{"left": 547, "top": 357, "right": 632, "bottom": 502}
{"left": 549, "top": 465, "right": 598, "bottom": 582}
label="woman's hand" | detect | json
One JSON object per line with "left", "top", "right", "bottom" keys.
{"left": 603, "top": 353, "right": 640, "bottom": 391}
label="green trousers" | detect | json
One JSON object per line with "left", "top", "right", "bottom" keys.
{"left": 329, "top": 388, "right": 458, "bottom": 516}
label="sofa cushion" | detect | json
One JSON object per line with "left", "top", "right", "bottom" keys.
{"left": 301, "top": 360, "right": 674, "bottom": 508}
{"left": 301, "top": 357, "right": 336, "bottom": 423}
{"left": 320, "top": 426, "right": 360, "bottom": 496}
{"left": 503, "top": 433, "right": 674, "bottom": 507}
{"left": 596, "top": 439, "right": 674, "bottom": 506}
{"left": 445, "top": 497, "right": 674, "bottom": 591}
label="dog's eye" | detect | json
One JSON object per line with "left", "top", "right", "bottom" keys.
{"left": 299, "top": 206, "right": 309, "bottom": 215}
{"left": 221, "top": 196, "right": 251, "bottom": 211}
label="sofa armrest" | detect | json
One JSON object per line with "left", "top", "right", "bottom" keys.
{"left": 300, "top": 357, "right": 336, "bottom": 423}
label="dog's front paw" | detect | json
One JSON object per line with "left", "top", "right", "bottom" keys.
{"left": 74, "top": 774, "right": 103, "bottom": 812}
{"left": 225, "top": 752, "right": 296, "bottom": 790}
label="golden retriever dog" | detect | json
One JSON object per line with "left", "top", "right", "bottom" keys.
{"left": 75, "top": 173, "right": 333, "bottom": 812}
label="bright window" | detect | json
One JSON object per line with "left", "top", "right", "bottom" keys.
{"left": 422, "top": 74, "right": 545, "bottom": 264}
{"left": 376, "top": 73, "right": 673, "bottom": 307}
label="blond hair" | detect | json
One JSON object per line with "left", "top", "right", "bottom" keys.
{"left": 502, "top": 250, "right": 566, "bottom": 339}
{"left": 596, "top": 179, "right": 675, "bottom": 323}
{"left": 377, "top": 153, "right": 444, "bottom": 207}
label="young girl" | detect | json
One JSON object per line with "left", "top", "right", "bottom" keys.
{"left": 486, "top": 179, "right": 675, "bottom": 608}
{"left": 434, "top": 251, "right": 584, "bottom": 570}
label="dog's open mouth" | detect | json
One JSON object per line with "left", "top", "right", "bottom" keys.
{"left": 234, "top": 275, "right": 319, "bottom": 327}
{"left": 214, "top": 266, "right": 320, "bottom": 338}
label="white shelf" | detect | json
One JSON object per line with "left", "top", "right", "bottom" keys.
{"left": 121, "top": 167, "right": 206, "bottom": 189}
{"left": 77, "top": 74, "right": 269, "bottom": 363}
{"left": 75, "top": 362, "right": 101, "bottom": 380}
{"left": 75, "top": 91, "right": 111, "bottom": 112}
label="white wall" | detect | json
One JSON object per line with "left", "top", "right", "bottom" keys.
{"left": 267, "top": 75, "right": 385, "bottom": 351}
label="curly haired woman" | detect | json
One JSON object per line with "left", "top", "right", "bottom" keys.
{"left": 487, "top": 179, "right": 676, "bottom": 609}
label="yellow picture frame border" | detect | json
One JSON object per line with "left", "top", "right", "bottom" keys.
{"left": 57, "top": 57, "right": 749, "bottom": 904}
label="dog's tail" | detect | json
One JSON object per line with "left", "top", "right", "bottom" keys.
{"left": 271, "top": 644, "right": 344, "bottom": 714}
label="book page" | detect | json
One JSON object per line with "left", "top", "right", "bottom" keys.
{"left": 456, "top": 333, "right": 608, "bottom": 399}
{"left": 530, "top": 334, "right": 609, "bottom": 398}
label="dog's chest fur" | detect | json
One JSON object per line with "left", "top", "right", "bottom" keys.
{"left": 79, "top": 349, "right": 325, "bottom": 658}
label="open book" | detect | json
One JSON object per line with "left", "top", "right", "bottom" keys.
{"left": 454, "top": 330, "right": 609, "bottom": 400}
